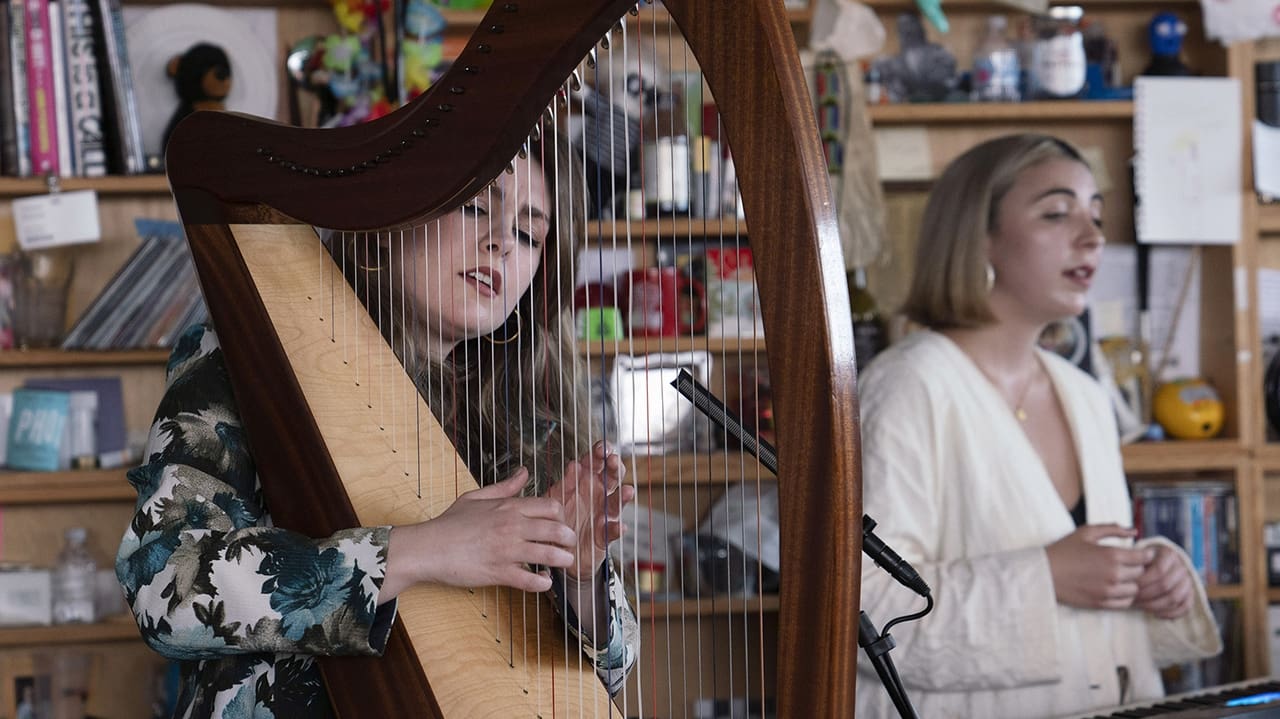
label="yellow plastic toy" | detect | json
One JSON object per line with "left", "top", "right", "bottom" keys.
{"left": 1153, "top": 378, "right": 1224, "bottom": 440}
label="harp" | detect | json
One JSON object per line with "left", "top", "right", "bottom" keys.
{"left": 165, "top": 0, "right": 862, "bottom": 716}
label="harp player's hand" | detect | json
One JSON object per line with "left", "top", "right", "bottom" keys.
{"left": 380, "top": 467, "right": 579, "bottom": 601}
{"left": 546, "top": 441, "right": 635, "bottom": 581}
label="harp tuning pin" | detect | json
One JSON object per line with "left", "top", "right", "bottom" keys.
{"left": 530, "top": 123, "right": 542, "bottom": 142}
{"left": 505, "top": 161, "right": 515, "bottom": 175}
{"left": 569, "top": 69, "right": 582, "bottom": 92}
{"left": 599, "top": 33, "right": 610, "bottom": 51}
{"left": 586, "top": 48, "right": 597, "bottom": 69}
{"left": 518, "top": 142, "right": 529, "bottom": 159}
{"left": 629, "top": 5, "right": 639, "bottom": 15}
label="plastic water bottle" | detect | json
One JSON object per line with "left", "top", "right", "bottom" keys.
{"left": 972, "top": 15, "right": 1021, "bottom": 102}
{"left": 52, "top": 527, "right": 97, "bottom": 624}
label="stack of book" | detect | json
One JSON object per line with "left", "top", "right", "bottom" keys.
{"left": 60, "top": 219, "right": 205, "bottom": 350}
{"left": 0, "top": 0, "right": 146, "bottom": 178}
{"left": 1132, "top": 479, "right": 1240, "bottom": 586}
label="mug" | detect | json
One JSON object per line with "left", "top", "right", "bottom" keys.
{"left": 620, "top": 267, "right": 706, "bottom": 337}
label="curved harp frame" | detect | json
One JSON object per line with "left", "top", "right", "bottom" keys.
{"left": 166, "top": 0, "right": 863, "bottom": 716}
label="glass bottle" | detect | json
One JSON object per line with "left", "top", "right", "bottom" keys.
{"left": 640, "top": 88, "right": 690, "bottom": 217}
{"left": 847, "top": 267, "right": 887, "bottom": 372}
{"left": 971, "top": 15, "right": 1021, "bottom": 102}
{"left": 1029, "top": 6, "right": 1087, "bottom": 100}
{"left": 51, "top": 526, "right": 97, "bottom": 624}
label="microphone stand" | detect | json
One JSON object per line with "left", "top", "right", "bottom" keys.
{"left": 670, "top": 370, "right": 922, "bottom": 719}
{"left": 859, "top": 611, "right": 920, "bottom": 719}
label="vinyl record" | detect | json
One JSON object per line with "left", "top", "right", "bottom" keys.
{"left": 125, "top": 4, "right": 278, "bottom": 160}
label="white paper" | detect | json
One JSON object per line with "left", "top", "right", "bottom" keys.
{"left": 1254, "top": 120, "right": 1280, "bottom": 199}
{"left": 1147, "top": 247, "right": 1200, "bottom": 381}
{"left": 1087, "top": 244, "right": 1200, "bottom": 380}
{"left": 1134, "top": 77, "right": 1242, "bottom": 244}
{"left": 1088, "top": 244, "right": 1138, "bottom": 339}
{"left": 874, "top": 127, "right": 933, "bottom": 181}
{"left": 12, "top": 190, "right": 101, "bottom": 250}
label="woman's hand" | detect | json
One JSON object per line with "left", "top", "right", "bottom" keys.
{"left": 545, "top": 441, "right": 636, "bottom": 581}
{"left": 1045, "top": 524, "right": 1153, "bottom": 610}
{"left": 1133, "top": 543, "right": 1195, "bottom": 619}
{"left": 382, "top": 468, "right": 577, "bottom": 601}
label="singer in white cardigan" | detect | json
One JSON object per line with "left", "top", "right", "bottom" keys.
{"left": 855, "top": 135, "right": 1221, "bottom": 719}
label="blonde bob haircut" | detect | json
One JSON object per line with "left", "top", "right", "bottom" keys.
{"left": 902, "top": 133, "right": 1088, "bottom": 330}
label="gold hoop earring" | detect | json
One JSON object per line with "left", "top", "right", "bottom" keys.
{"left": 487, "top": 307, "right": 521, "bottom": 345}
{"left": 985, "top": 263, "right": 996, "bottom": 293}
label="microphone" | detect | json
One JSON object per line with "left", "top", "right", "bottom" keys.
{"left": 668, "top": 371, "right": 932, "bottom": 598}
{"left": 863, "top": 515, "right": 931, "bottom": 598}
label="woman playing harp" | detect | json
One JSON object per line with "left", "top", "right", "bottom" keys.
{"left": 114, "top": 136, "right": 640, "bottom": 717}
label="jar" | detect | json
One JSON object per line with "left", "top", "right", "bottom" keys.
{"left": 1029, "top": 6, "right": 1087, "bottom": 99}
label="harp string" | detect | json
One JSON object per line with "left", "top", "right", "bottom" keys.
{"left": 302, "top": 13, "right": 778, "bottom": 711}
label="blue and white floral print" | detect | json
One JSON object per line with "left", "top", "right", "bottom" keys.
{"left": 117, "top": 324, "right": 637, "bottom": 718}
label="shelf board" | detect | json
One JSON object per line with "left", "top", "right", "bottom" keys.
{"left": 0, "top": 348, "right": 170, "bottom": 368}
{"left": 1258, "top": 445, "right": 1280, "bottom": 471}
{"left": 0, "top": 616, "right": 138, "bottom": 647}
{"left": 625, "top": 452, "right": 772, "bottom": 486}
{"left": 0, "top": 175, "right": 169, "bottom": 197}
{"left": 1121, "top": 439, "right": 1245, "bottom": 473}
{"left": 585, "top": 218, "right": 749, "bottom": 241}
{"left": 579, "top": 336, "right": 765, "bottom": 356}
{"left": 0, "top": 469, "right": 135, "bottom": 505}
{"left": 1205, "top": 584, "right": 1245, "bottom": 602}
{"left": 868, "top": 100, "right": 1134, "bottom": 125}
{"left": 1261, "top": 203, "right": 1280, "bottom": 237}
{"left": 638, "top": 594, "right": 779, "bottom": 619}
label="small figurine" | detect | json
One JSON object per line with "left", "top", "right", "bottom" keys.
{"left": 1142, "top": 11, "right": 1193, "bottom": 76}
{"left": 162, "top": 43, "right": 232, "bottom": 153}
{"left": 872, "top": 13, "right": 957, "bottom": 102}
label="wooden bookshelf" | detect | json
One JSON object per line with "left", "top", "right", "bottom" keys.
{"left": 0, "top": 616, "right": 139, "bottom": 647}
{"left": 638, "top": 595, "right": 780, "bottom": 619}
{"left": 1261, "top": 203, "right": 1280, "bottom": 237}
{"left": 0, "top": 470, "right": 135, "bottom": 505}
{"left": 1205, "top": 585, "right": 1247, "bottom": 602}
{"left": 626, "top": 453, "right": 771, "bottom": 486}
{"left": 585, "top": 218, "right": 750, "bottom": 242}
{"left": 0, "top": 349, "right": 170, "bottom": 369}
{"left": 0, "top": 175, "right": 171, "bottom": 197}
{"left": 579, "top": 336, "right": 766, "bottom": 356}
{"left": 1121, "top": 439, "right": 1246, "bottom": 473}
{"left": 867, "top": 101, "right": 1134, "bottom": 125}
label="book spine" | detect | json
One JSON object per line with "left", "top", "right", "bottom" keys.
{"left": 92, "top": 0, "right": 139, "bottom": 174}
{"left": 46, "top": 0, "right": 70, "bottom": 176}
{"left": 8, "top": 0, "right": 30, "bottom": 176}
{"left": 22, "top": 0, "right": 55, "bottom": 176}
{"left": 0, "top": 1, "right": 14, "bottom": 175}
{"left": 58, "top": 0, "right": 102, "bottom": 176}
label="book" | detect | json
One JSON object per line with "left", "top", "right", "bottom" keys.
{"left": 5, "top": 387, "right": 68, "bottom": 471}
{"left": 88, "top": 0, "right": 140, "bottom": 174}
{"left": 46, "top": 0, "right": 70, "bottom": 177}
{"left": 22, "top": 0, "right": 57, "bottom": 176}
{"left": 60, "top": 219, "right": 205, "bottom": 349}
{"left": 0, "top": 0, "right": 14, "bottom": 175}
{"left": 59, "top": 0, "right": 104, "bottom": 177}
{"left": 7, "top": 0, "right": 31, "bottom": 177}
{"left": 23, "top": 376, "right": 123, "bottom": 456}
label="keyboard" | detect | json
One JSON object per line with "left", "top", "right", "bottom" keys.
{"left": 1072, "top": 679, "right": 1280, "bottom": 718}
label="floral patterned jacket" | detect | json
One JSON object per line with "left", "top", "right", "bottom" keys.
{"left": 116, "top": 324, "right": 638, "bottom": 718}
